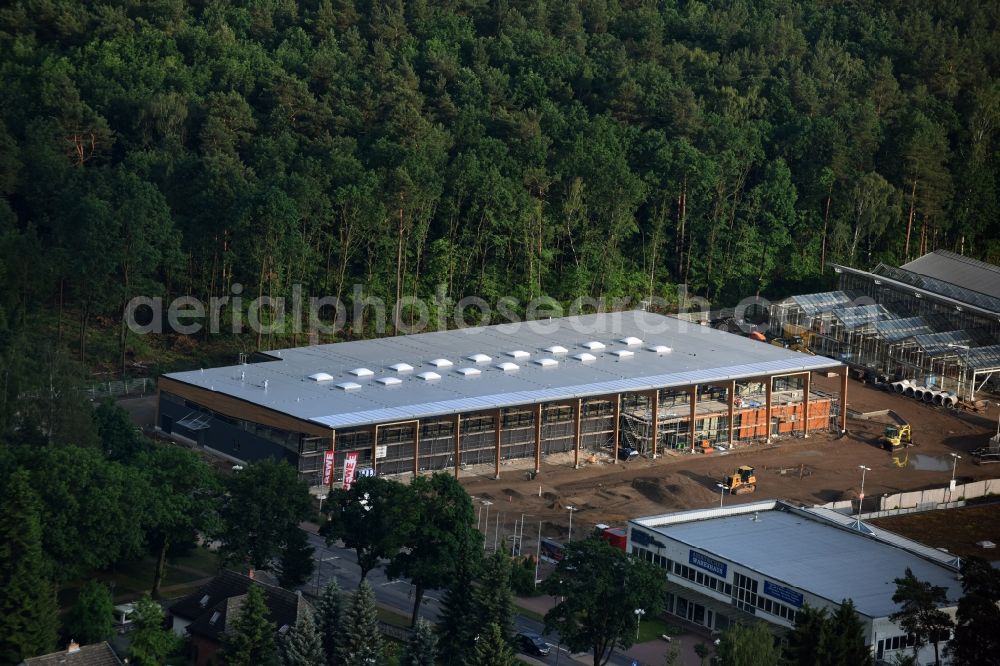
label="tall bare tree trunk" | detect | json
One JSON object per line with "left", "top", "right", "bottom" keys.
{"left": 821, "top": 186, "right": 832, "bottom": 272}
{"left": 904, "top": 179, "right": 918, "bottom": 261}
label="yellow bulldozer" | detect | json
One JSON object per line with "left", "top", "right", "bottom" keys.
{"left": 880, "top": 424, "right": 913, "bottom": 451}
{"left": 723, "top": 465, "right": 757, "bottom": 494}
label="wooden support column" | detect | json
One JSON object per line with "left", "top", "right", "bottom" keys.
{"left": 650, "top": 389, "right": 660, "bottom": 458}
{"left": 612, "top": 394, "right": 621, "bottom": 464}
{"left": 412, "top": 421, "right": 420, "bottom": 478}
{"left": 494, "top": 409, "right": 502, "bottom": 480}
{"left": 765, "top": 377, "right": 773, "bottom": 440}
{"left": 453, "top": 414, "right": 461, "bottom": 478}
{"left": 573, "top": 399, "right": 582, "bottom": 468}
{"left": 727, "top": 380, "right": 736, "bottom": 446}
{"left": 802, "top": 372, "right": 811, "bottom": 438}
{"left": 689, "top": 385, "right": 698, "bottom": 452}
{"left": 534, "top": 404, "right": 542, "bottom": 473}
{"left": 839, "top": 368, "right": 848, "bottom": 432}
{"left": 329, "top": 430, "right": 336, "bottom": 489}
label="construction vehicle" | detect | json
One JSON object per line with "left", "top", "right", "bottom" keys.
{"left": 769, "top": 334, "right": 815, "bottom": 355}
{"left": 723, "top": 465, "right": 757, "bottom": 494}
{"left": 880, "top": 424, "right": 913, "bottom": 450}
{"left": 972, "top": 433, "right": 1000, "bottom": 465}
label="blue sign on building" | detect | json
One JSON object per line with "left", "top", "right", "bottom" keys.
{"left": 764, "top": 580, "right": 804, "bottom": 608}
{"left": 688, "top": 550, "right": 727, "bottom": 578}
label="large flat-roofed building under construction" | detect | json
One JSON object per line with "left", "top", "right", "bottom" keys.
{"left": 771, "top": 250, "right": 1000, "bottom": 401}
{"left": 157, "top": 312, "right": 845, "bottom": 487}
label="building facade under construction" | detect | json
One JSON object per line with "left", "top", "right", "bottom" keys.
{"left": 157, "top": 312, "right": 845, "bottom": 487}
{"left": 770, "top": 250, "right": 1000, "bottom": 402}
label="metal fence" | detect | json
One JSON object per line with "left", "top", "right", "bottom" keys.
{"left": 79, "top": 377, "right": 156, "bottom": 400}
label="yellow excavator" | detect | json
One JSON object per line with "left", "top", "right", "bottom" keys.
{"left": 723, "top": 465, "right": 758, "bottom": 494}
{"left": 880, "top": 424, "right": 913, "bottom": 451}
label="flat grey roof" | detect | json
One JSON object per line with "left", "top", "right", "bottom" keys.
{"left": 164, "top": 312, "right": 841, "bottom": 430}
{"left": 635, "top": 503, "right": 961, "bottom": 618}
{"left": 902, "top": 250, "right": 1000, "bottom": 301}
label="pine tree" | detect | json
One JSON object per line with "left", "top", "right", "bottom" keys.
{"left": 0, "top": 471, "right": 58, "bottom": 664}
{"left": 467, "top": 622, "right": 516, "bottom": 666}
{"left": 277, "top": 527, "right": 315, "bottom": 588}
{"left": 784, "top": 605, "right": 829, "bottom": 666}
{"left": 281, "top": 609, "right": 324, "bottom": 666}
{"left": 826, "top": 599, "right": 873, "bottom": 666}
{"left": 475, "top": 551, "right": 514, "bottom": 642}
{"left": 342, "top": 580, "right": 382, "bottom": 665}
{"left": 65, "top": 580, "right": 114, "bottom": 644}
{"left": 223, "top": 584, "right": 279, "bottom": 666}
{"left": 437, "top": 560, "right": 479, "bottom": 665}
{"left": 316, "top": 579, "right": 346, "bottom": 666}
{"left": 948, "top": 557, "right": 1000, "bottom": 666}
{"left": 400, "top": 617, "right": 438, "bottom": 666}
{"left": 129, "top": 594, "right": 179, "bottom": 665}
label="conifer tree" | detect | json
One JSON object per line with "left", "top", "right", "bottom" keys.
{"left": 468, "top": 622, "right": 516, "bottom": 666}
{"left": 436, "top": 559, "right": 479, "bottom": 665}
{"left": 475, "top": 551, "right": 514, "bottom": 642}
{"left": 949, "top": 557, "right": 1000, "bottom": 666}
{"left": 223, "top": 584, "right": 279, "bottom": 666}
{"left": 129, "top": 595, "right": 179, "bottom": 665}
{"left": 0, "top": 471, "right": 58, "bottom": 664}
{"left": 784, "top": 605, "right": 829, "bottom": 666}
{"left": 342, "top": 580, "right": 382, "bottom": 665}
{"left": 400, "top": 617, "right": 438, "bottom": 666}
{"left": 826, "top": 599, "right": 873, "bottom": 666}
{"left": 316, "top": 580, "right": 346, "bottom": 666}
{"left": 281, "top": 609, "right": 324, "bottom": 666}
{"left": 65, "top": 580, "right": 115, "bottom": 644}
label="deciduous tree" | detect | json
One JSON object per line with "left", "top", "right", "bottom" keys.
{"left": 543, "top": 539, "right": 666, "bottom": 666}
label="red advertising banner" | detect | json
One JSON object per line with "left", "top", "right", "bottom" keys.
{"left": 322, "top": 450, "right": 335, "bottom": 486}
{"left": 342, "top": 452, "right": 359, "bottom": 490}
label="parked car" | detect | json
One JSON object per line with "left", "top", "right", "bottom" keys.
{"left": 516, "top": 632, "right": 551, "bottom": 657}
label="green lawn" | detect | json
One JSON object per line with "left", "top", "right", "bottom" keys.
{"left": 637, "top": 617, "right": 675, "bottom": 643}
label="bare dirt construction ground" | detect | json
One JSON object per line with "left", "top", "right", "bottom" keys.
{"left": 462, "top": 377, "right": 1000, "bottom": 543}
{"left": 869, "top": 503, "right": 1000, "bottom": 560}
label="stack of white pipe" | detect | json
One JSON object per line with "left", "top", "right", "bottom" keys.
{"left": 892, "top": 380, "right": 913, "bottom": 394}
{"left": 923, "top": 389, "right": 942, "bottom": 403}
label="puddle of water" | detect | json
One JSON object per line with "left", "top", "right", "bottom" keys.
{"left": 907, "top": 454, "right": 952, "bottom": 471}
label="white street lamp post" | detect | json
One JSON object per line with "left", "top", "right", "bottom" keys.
{"left": 634, "top": 608, "right": 646, "bottom": 641}
{"left": 856, "top": 465, "right": 871, "bottom": 528}
{"left": 566, "top": 506, "right": 576, "bottom": 542}
{"left": 317, "top": 494, "right": 328, "bottom": 520}
{"left": 715, "top": 482, "right": 726, "bottom": 508}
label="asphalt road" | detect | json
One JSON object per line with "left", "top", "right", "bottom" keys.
{"left": 302, "top": 529, "right": 638, "bottom": 666}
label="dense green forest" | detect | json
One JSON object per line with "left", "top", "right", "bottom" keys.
{"left": 0, "top": 0, "right": 998, "bottom": 388}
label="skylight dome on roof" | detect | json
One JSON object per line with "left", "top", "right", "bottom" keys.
{"left": 336, "top": 381, "right": 362, "bottom": 391}
{"left": 534, "top": 358, "right": 558, "bottom": 367}
{"left": 416, "top": 371, "right": 441, "bottom": 381}
{"left": 507, "top": 350, "right": 530, "bottom": 359}
{"left": 456, "top": 367, "right": 481, "bottom": 377}
{"left": 307, "top": 372, "right": 334, "bottom": 382}
{"left": 349, "top": 368, "right": 374, "bottom": 377}
{"left": 495, "top": 362, "right": 519, "bottom": 372}
{"left": 376, "top": 376, "right": 402, "bottom": 386}
{"left": 573, "top": 352, "right": 597, "bottom": 362}
{"left": 582, "top": 341, "right": 606, "bottom": 350}
{"left": 620, "top": 336, "right": 643, "bottom": 346}
{"left": 647, "top": 345, "right": 672, "bottom": 354}
{"left": 466, "top": 353, "right": 492, "bottom": 364}
{"left": 429, "top": 358, "right": 453, "bottom": 368}
{"left": 544, "top": 345, "right": 568, "bottom": 354}
{"left": 611, "top": 350, "right": 634, "bottom": 358}
{"left": 389, "top": 362, "right": 413, "bottom": 373}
